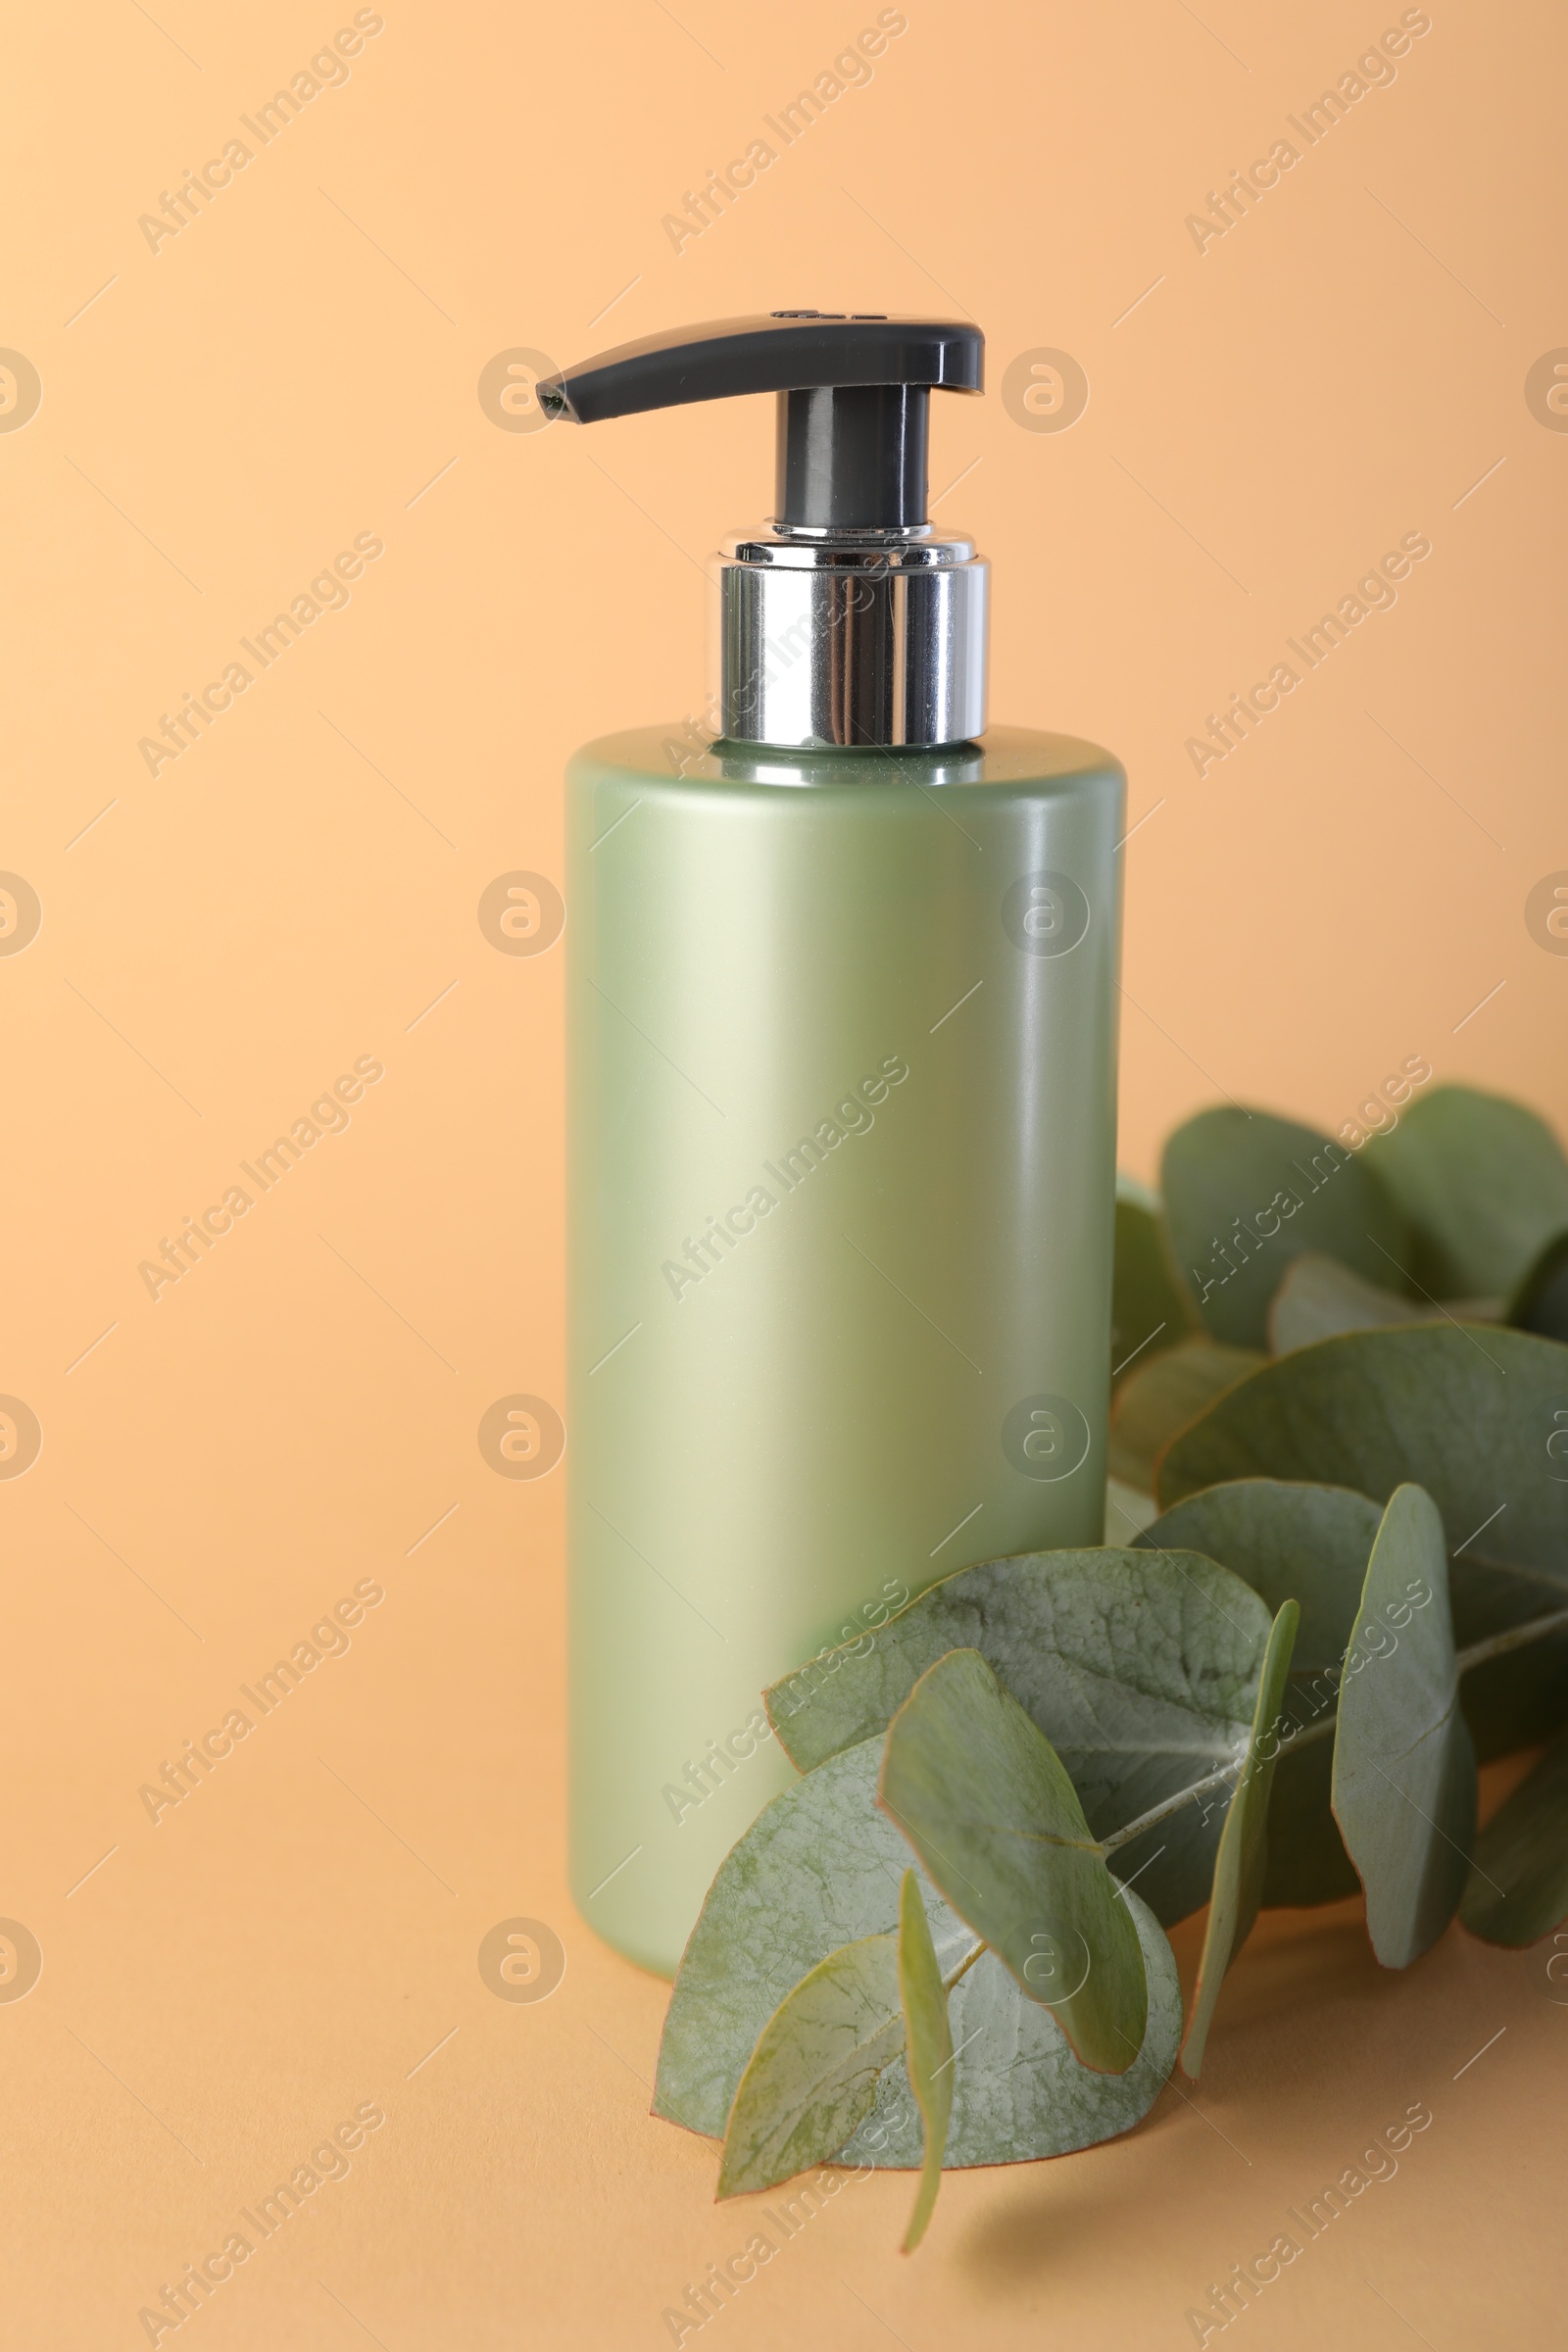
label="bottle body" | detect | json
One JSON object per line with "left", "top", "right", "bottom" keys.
{"left": 567, "top": 725, "right": 1124, "bottom": 1976}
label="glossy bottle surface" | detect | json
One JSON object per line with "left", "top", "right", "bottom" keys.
{"left": 567, "top": 725, "right": 1124, "bottom": 1975}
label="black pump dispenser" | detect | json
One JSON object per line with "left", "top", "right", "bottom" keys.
{"left": 535, "top": 312, "right": 982, "bottom": 534}
{"left": 537, "top": 312, "right": 989, "bottom": 748}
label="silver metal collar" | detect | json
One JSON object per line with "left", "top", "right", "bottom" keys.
{"left": 712, "top": 523, "right": 988, "bottom": 750}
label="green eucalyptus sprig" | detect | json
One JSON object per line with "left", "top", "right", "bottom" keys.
{"left": 654, "top": 1083, "right": 1568, "bottom": 2252}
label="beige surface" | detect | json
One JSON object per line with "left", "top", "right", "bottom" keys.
{"left": 4, "top": 0, "right": 1566, "bottom": 2341}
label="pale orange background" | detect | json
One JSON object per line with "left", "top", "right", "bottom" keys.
{"left": 3, "top": 0, "right": 1566, "bottom": 2343}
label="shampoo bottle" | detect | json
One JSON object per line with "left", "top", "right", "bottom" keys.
{"left": 541, "top": 315, "right": 1125, "bottom": 1976}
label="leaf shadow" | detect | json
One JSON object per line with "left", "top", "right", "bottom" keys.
{"left": 954, "top": 1886, "right": 1520, "bottom": 2292}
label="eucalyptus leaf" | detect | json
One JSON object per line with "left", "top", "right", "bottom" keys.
{"left": 1165, "top": 1342, "right": 1568, "bottom": 1761}
{"left": 1267, "top": 1252, "right": 1496, "bottom": 1355}
{"left": 655, "top": 1737, "right": 1181, "bottom": 2166}
{"left": 1113, "top": 1178, "right": 1199, "bottom": 1386}
{"left": 1136, "top": 1479, "right": 1377, "bottom": 1663}
{"left": 879, "top": 1649, "right": 1148, "bottom": 2072}
{"left": 1366, "top": 1084, "right": 1568, "bottom": 1298}
{"left": 897, "top": 1869, "right": 952, "bottom": 2251}
{"left": 1181, "top": 1600, "right": 1299, "bottom": 2077}
{"left": 655, "top": 1740, "right": 932, "bottom": 2142}
{"left": 1136, "top": 1479, "right": 1379, "bottom": 1906}
{"left": 1157, "top": 1325, "right": 1568, "bottom": 1586}
{"left": 655, "top": 1079, "right": 1568, "bottom": 2234}
{"left": 839, "top": 1886, "right": 1179, "bottom": 2173}
{"left": 766, "top": 1544, "right": 1273, "bottom": 1927}
{"left": 1460, "top": 1730, "right": 1568, "bottom": 1947}
{"left": 1332, "top": 1485, "right": 1476, "bottom": 1967}
{"left": 1107, "top": 1338, "right": 1264, "bottom": 1493}
{"left": 717, "top": 1933, "right": 904, "bottom": 2197}
{"left": 1161, "top": 1105, "right": 1411, "bottom": 1348}
{"left": 1509, "top": 1228, "right": 1568, "bottom": 1345}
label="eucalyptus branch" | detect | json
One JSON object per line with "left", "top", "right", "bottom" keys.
{"left": 1102, "top": 1757, "right": 1240, "bottom": 1855}
{"left": 1100, "top": 1595, "right": 1568, "bottom": 1863}
{"left": 942, "top": 1938, "right": 987, "bottom": 1993}
{"left": 1455, "top": 1599, "right": 1568, "bottom": 1674}
{"left": 1100, "top": 1710, "right": 1340, "bottom": 1861}
{"left": 1280, "top": 1709, "right": 1338, "bottom": 1752}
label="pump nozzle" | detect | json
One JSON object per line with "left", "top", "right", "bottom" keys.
{"left": 537, "top": 313, "right": 980, "bottom": 532}
{"left": 538, "top": 313, "right": 989, "bottom": 749}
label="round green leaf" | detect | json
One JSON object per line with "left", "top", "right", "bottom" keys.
{"left": 879, "top": 1650, "right": 1148, "bottom": 2072}
{"left": 1332, "top": 1485, "right": 1476, "bottom": 1968}
{"left": 1157, "top": 1328, "right": 1568, "bottom": 1763}
{"left": 655, "top": 1739, "right": 1180, "bottom": 2168}
{"left": 766, "top": 1544, "right": 1273, "bottom": 1928}
{"left": 1267, "top": 1252, "right": 1494, "bottom": 1355}
{"left": 1136, "top": 1478, "right": 1379, "bottom": 1665}
{"left": 1135, "top": 1478, "right": 1380, "bottom": 1908}
{"left": 1181, "top": 1600, "right": 1299, "bottom": 2077}
{"left": 840, "top": 1889, "right": 1178, "bottom": 2171}
{"left": 1366, "top": 1085, "right": 1568, "bottom": 1298}
{"left": 1156, "top": 1325, "right": 1568, "bottom": 1585}
{"left": 1161, "top": 1105, "right": 1411, "bottom": 1348}
{"left": 1108, "top": 1338, "right": 1264, "bottom": 1494}
{"left": 897, "top": 1869, "right": 952, "bottom": 2250}
{"left": 718, "top": 1933, "right": 904, "bottom": 2198}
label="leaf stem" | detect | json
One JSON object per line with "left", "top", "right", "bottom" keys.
{"left": 1281, "top": 1709, "right": 1338, "bottom": 1752}
{"left": 1102, "top": 1757, "right": 1239, "bottom": 1853}
{"left": 942, "top": 1939, "right": 987, "bottom": 1993}
{"left": 1455, "top": 1600, "right": 1568, "bottom": 1673}
{"left": 1099, "top": 1597, "right": 1568, "bottom": 1856}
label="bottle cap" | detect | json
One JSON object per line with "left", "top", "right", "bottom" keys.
{"left": 537, "top": 313, "right": 988, "bottom": 750}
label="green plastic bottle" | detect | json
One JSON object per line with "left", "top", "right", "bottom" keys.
{"left": 542, "top": 318, "right": 1124, "bottom": 1977}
